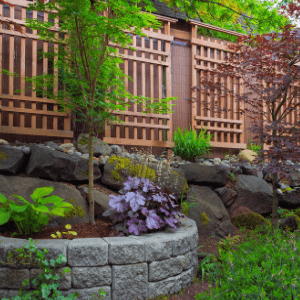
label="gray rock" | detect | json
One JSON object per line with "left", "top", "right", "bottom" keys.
{"left": 82, "top": 154, "right": 89, "bottom": 159}
{"left": 77, "top": 133, "right": 112, "bottom": 157}
{"left": 22, "top": 147, "right": 31, "bottom": 155}
{"left": 278, "top": 216, "right": 299, "bottom": 231}
{"left": 25, "top": 144, "right": 101, "bottom": 182}
{"left": 0, "top": 175, "right": 90, "bottom": 227}
{"left": 67, "top": 150, "right": 74, "bottom": 155}
{"left": 110, "top": 145, "right": 122, "bottom": 154}
{"left": 227, "top": 175, "right": 273, "bottom": 215}
{"left": 148, "top": 256, "right": 185, "bottom": 281}
{"left": 72, "top": 266, "right": 112, "bottom": 289}
{"left": 0, "top": 268, "right": 30, "bottom": 289}
{"left": 278, "top": 187, "right": 300, "bottom": 208}
{"left": 214, "top": 187, "right": 237, "bottom": 207}
{"left": 74, "top": 151, "right": 82, "bottom": 157}
{"left": 186, "top": 185, "right": 233, "bottom": 238}
{"left": 0, "top": 145, "right": 25, "bottom": 175}
{"left": 112, "top": 263, "right": 148, "bottom": 300}
{"left": 178, "top": 164, "right": 229, "bottom": 187}
{"left": 68, "top": 238, "right": 108, "bottom": 267}
{"left": 77, "top": 186, "right": 111, "bottom": 219}
{"left": 46, "top": 141, "right": 61, "bottom": 151}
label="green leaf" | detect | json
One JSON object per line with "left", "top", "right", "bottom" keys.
{"left": 39, "top": 195, "right": 64, "bottom": 205}
{"left": 32, "top": 205, "right": 50, "bottom": 214}
{"left": 11, "top": 214, "right": 26, "bottom": 222}
{"left": 30, "top": 187, "right": 54, "bottom": 202}
{"left": 50, "top": 207, "right": 67, "bottom": 217}
{"left": 9, "top": 203, "right": 27, "bottom": 213}
{"left": 0, "top": 193, "right": 7, "bottom": 204}
{"left": 0, "top": 209, "right": 11, "bottom": 225}
{"left": 12, "top": 195, "right": 29, "bottom": 205}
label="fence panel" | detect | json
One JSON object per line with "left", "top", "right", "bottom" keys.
{"left": 102, "top": 17, "right": 176, "bottom": 149}
{"left": 0, "top": 0, "right": 73, "bottom": 143}
{"left": 190, "top": 21, "right": 247, "bottom": 150}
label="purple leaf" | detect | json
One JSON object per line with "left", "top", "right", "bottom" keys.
{"left": 125, "top": 192, "right": 146, "bottom": 212}
{"left": 160, "top": 207, "right": 170, "bottom": 215}
{"left": 123, "top": 177, "right": 141, "bottom": 191}
{"left": 164, "top": 216, "right": 179, "bottom": 229}
{"left": 127, "top": 217, "right": 147, "bottom": 235}
{"left": 141, "top": 207, "right": 148, "bottom": 215}
{"left": 109, "top": 195, "right": 128, "bottom": 213}
{"left": 145, "top": 210, "right": 161, "bottom": 229}
{"left": 152, "top": 193, "right": 167, "bottom": 203}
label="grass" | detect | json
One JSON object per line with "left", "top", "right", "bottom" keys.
{"left": 195, "top": 223, "right": 300, "bottom": 299}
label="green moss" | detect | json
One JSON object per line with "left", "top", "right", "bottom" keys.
{"left": 63, "top": 205, "right": 86, "bottom": 219}
{"left": 78, "top": 135, "right": 97, "bottom": 146}
{"left": 108, "top": 155, "right": 156, "bottom": 182}
{"left": 281, "top": 186, "right": 293, "bottom": 192}
{"left": 232, "top": 212, "right": 270, "bottom": 230}
{"left": 200, "top": 211, "right": 210, "bottom": 227}
{"left": 0, "top": 150, "right": 9, "bottom": 167}
{"left": 69, "top": 198, "right": 76, "bottom": 204}
{"left": 82, "top": 170, "right": 89, "bottom": 177}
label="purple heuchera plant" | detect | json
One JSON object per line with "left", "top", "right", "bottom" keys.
{"left": 108, "top": 176, "right": 186, "bottom": 235}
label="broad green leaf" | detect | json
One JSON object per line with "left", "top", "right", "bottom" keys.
{"left": 32, "top": 205, "right": 50, "bottom": 214}
{"left": 12, "top": 195, "right": 29, "bottom": 204}
{"left": 11, "top": 214, "right": 26, "bottom": 221}
{"left": 0, "top": 193, "right": 7, "bottom": 204}
{"left": 57, "top": 202, "right": 74, "bottom": 209}
{"left": 9, "top": 203, "right": 27, "bottom": 213}
{"left": 50, "top": 207, "right": 66, "bottom": 217}
{"left": 0, "top": 209, "right": 11, "bottom": 225}
{"left": 30, "top": 187, "right": 54, "bottom": 202}
{"left": 39, "top": 195, "right": 64, "bottom": 205}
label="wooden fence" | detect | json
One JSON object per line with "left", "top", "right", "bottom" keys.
{"left": 0, "top": 0, "right": 73, "bottom": 143}
{"left": 190, "top": 20, "right": 247, "bottom": 151}
{"left": 102, "top": 16, "right": 176, "bottom": 150}
{"left": 1, "top": 0, "right": 286, "bottom": 158}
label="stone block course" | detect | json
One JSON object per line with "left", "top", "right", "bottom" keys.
{"left": 112, "top": 263, "right": 148, "bottom": 300}
{"left": 68, "top": 238, "right": 108, "bottom": 267}
{"left": 0, "top": 218, "right": 198, "bottom": 299}
{"left": 103, "top": 237, "right": 145, "bottom": 264}
{"left": 148, "top": 256, "right": 185, "bottom": 281}
{"left": 73, "top": 266, "right": 112, "bottom": 289}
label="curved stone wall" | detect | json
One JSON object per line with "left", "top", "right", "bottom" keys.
{"left": 0, "top": 218, "right": 198, "bottom": 300}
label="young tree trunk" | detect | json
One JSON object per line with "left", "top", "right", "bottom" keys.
{"left": 271, "top": 172, "right": 278, "bottom": 230}
{"left": 88, "top": 115, "right": 95, "bottom": 225}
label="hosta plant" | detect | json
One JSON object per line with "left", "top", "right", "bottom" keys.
{"left": 104, "top": 176, "right": 186, "bottom": 235}
{"left": 0, "top": 187, "right": 75, "bottom": 235}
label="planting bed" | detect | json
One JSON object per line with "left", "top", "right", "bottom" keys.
{"left": 0, "top": 218, "right": 198, "bottom": 300}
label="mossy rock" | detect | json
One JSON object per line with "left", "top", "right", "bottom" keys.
{"left": 232, "top": 212, "right": 271, "bottom": 230}
{"left": 0, "top": 150, "right": 9, "bottom": 167}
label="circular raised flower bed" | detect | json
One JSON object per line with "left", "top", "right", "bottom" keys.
{"left": 0, "top": 218, "right": 198, "bottom": 300}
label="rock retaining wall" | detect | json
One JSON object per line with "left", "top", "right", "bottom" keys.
{"left": 0, "top": 218, "right": 198, "bottom": 300}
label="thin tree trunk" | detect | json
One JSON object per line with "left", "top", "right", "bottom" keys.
{"left": 88, "top": 115, "right": 95, "bottom": 225}
{"left": 271, "top": 172, "right": 278, "bottom": 230}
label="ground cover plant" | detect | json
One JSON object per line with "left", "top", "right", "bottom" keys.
{"left": 195, "top": 224, "right": 300, "bottom": 299}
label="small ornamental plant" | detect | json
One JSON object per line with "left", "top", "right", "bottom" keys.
{"left": 105, "top": 176, "right": 186, "bottom": 235}
{"left": 50, "top": 224, "right": 78, "bottom": 239}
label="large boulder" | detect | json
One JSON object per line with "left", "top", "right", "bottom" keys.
{"left": 238, "top": 149, "right": 257, "bottom": 163}
{"left": 178, "top": 164, "right": 229, "bottom": 187}
{"left": 214, "top": 187, "right": 237, "bottom": 207}
{"left": 76, "top": 134, "right": 112, "bottom": 157}
{"left": 288, "top": 173, "right": 300, "bottom": 188}
{"left": 101, "top": 159, "right": 188, "bottom": 200}
{"left": 229, "top": 206, "right": 255, "bottom": 220}
{"left": 0, "top": 145, "right": 25, "bottom": 175}
{"left": 0, "top": 175, "right": 89, "bottom": 227}
{"left": 77, "top": 185, "right": 111, "bottom": 219}
{"left": 186, "top": 185, "right": 234, "bottom": 238}
{"left": 227, "top": 175, "right": 273, "bottom": 215}
{"left": 278, "top": 187, "right": 300, "bottom": 209}
{"left": 25, "top": 144, "right": 101, "bottom": 182}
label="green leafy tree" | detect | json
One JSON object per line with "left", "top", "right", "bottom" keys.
{"left": 26, "top": 0, "right": 176, "bottom": 225}
{"left": 161, "top": 0, "right": 290, "bottom": 41}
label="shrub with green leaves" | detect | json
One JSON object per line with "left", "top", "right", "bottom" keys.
{"left": 196, "top": 226, "right": 300, "bottom": 299}
{"left": 0, "top": 187, "right": 75, "bottom": 235}
{"left": 247, "top": 139, "right": 262, "bottom": 154}
{"left": 172, "top": 126, "right": 212, "bottom": 161}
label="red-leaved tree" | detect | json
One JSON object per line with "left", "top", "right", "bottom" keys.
{"left": 198, "top": 0, "right": 300, "bottom": 228}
